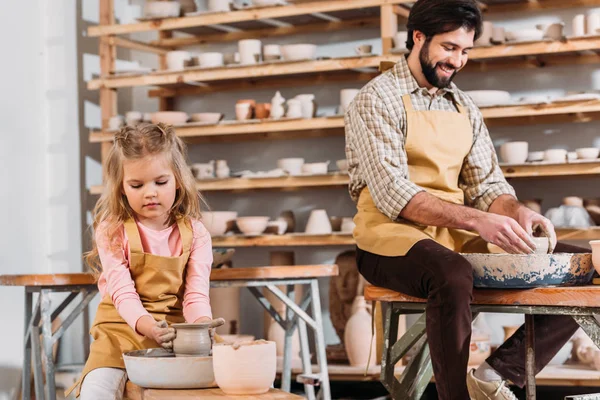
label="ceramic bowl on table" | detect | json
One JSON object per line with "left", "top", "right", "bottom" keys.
{"left": 190, "top": 113, "right": 224, "bottom": 124}
{"left": 123, "top": 348, "right": 216, "bottom": 389}
{"left": 576, "top": 147, "right": 600, "bottom": 160}
{"left": 527, "top": 151, "right": 544, "bottom": 162}
{"left": 236, "top": 217, "right": 270, "bottom": 235}
{"left": 212, "top": 340, "right": 276, "bottom": 395}
{"left": 499, "top": 142, "right": 528, "bottom": 164}
{"left": 280, "top": 44, "right": 317, "bottom": 61}
{"left": 151, "top": 111, "right": 188, "bottom": 125}
{"left": 465, "top": 90, "right": 511, "bottom": 108}
{"left": 202, "top": 211, "right": 238, "bottom": 236}
{"left": 464, "top": 252, "right": 593, "bottom": 288}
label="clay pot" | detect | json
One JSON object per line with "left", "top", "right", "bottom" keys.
{"left": 212, "top": 340, "right": 276, "bottom": 395}
{"left": 502, "top": 325, "right": 520, "bottom": 342}
{"left": 254, "top": 103, "right": 271, "bottom": 119}
{"left": 236, "top": 99, "right": 256, "bottom": 119}
{"left": 329, "top": 217, "right": 343, "bottom": 232}
{"left": 172, "top": 323, "right": 213, "bottom": 356}
{"left": 344, "top": 296, "right": 377, "bottom": 367}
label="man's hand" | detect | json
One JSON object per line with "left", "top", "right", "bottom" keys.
{"left": 136, "top": 316, "right": 176, "bottom": 349}
{"left": 514, "top": 206, "right": 557, "bottom": 252}
{"left": 472, "top": 213, "right": 536, "bottom": 254}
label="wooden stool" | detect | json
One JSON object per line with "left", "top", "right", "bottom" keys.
{"left": 365, "top": 285, "right": 600, "bottom": 400}
{"left": 0, "top": 273, "right": 98, "bottom": 400}
{"left": 210, "top": 265, "right": 338, "bottom": 400}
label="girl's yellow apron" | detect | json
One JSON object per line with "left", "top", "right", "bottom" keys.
{"left": 354, "top": 94, "right": 481, "bottom": 256}
{"left": 67, "top": 218, "right": 192, "bottom": 397}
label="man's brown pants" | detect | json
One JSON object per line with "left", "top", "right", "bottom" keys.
{"left": 356, "top": 239, "right": 587, "bottom": 400}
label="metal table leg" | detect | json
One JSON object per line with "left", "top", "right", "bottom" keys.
{"left": 525, "top": 315, "right": 536, "bottom": 400}
{"left": 281, "top": 284, "right": 295, "bottom": 392}
{"left": 40, "top": 290, "right": 56, "bottom": 400}
{"left": 310, "top": 279, "right": 330, "bottom": 400}
{"left": 22, "top": 290, "right": 32, "bottom": 400}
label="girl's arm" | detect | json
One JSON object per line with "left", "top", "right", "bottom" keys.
{"left": 183, "top": 220, "right": 213, "bottom": 323}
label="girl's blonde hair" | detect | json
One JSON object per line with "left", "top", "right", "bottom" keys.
{"left": 85, "top": 123, "right": 204, "bottom": 277}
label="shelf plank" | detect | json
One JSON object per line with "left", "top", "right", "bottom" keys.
{"left": 502, "top": 161, "right": 600, "bottom": 178}
{"left": 88, "top": 37, "right": 600, "bottom": 90}
{"left": 90, "top": 101, "right": 600, "bottom": 144}
{"left": 482, "top": 0, "right": 600, "bottom": 13}
{"left": 211, "top": 229, "right": 600, "bottom": 247}
{"left": 87, "top": 0, "right": 411, "bottom": 37}
{"left": 89, "top": 162, "right": 600, "bottom": 195}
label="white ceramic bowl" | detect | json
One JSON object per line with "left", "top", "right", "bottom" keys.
{"left": 336, "top": 159, "right": 348, "bottom": 173}
{"left": 499, "top": 142, "right": 528, "bottom": 164}
{"left": 465, "top": 90, "right": 511, "bottom": 107}
{"left": 123, "top": 348, "right": 216, "bottom": 389}
{"left": 252, "top": 0, "right": 280, "bottom": 6}
{"left": 202, "top": 211, "right": 238, "bottom": 236}
{"left": 509, "top": 28, "right": 544, "bottom": 42}
{"left": 568, "top": 151, "right": 577, "bottom": 161}
{"left": 198, "top": 52, "right": 224, "bottom": 68}
{"left": 576, "top": 147, "right": 600, "bottom": 160}
{"left": 280, "top": 44, "right": 317, "bottom": 61}
{"left": 151, "top": 111, "right": 188, "bottom": 125}
{"left": 212, "top": 341, "right": 276, "bottom": 395}
{"left": 143, "top": 1, "right": 181, "bottom": 18}
{"left": 277, "top": 158, "right": 304, "bottom": 176}
{"left": 527, "top": 151, "right": 544, "bottom": 162}
{"left": 544, "top": 149, "right": 567, "bottom": 163}
{"left": 302, "top": 162, "right": 329, "bottom": 175}
{"left": 190, "top": 113, "right": 224, "bottom": 124}
{"left": 236, "top": 217, "right": 270, "bottom": 235}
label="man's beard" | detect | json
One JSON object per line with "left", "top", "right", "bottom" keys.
{"left": 419, "top": 42, "right": 458, "bottom": 89}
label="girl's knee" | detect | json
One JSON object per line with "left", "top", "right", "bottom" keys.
{"left": 80, "top": 368, "right": 127, "bottom": 400}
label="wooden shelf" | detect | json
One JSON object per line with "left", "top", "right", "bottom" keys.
{"left": 88, "top": 0, "right": 600, "bottom": 39}
{"left": 90, "top": 162, "right": 600, "bottom": 195}
{"left": 87, "top": 37, "right": 600, "bottom": 90}
{"left": 502, "top": 161, "right": 600, "bottom": 179}
{"left": 212, "top": 228, "right": 600, "bottom": 247}
{"left": 89, "top": 116, "right": 345, "bottom": 143}
{"left": 90, "top": 100, "right": 600, "bottom": 144}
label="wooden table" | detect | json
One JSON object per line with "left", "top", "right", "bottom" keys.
{"left": 124, "top": 381, "right": 305, "bottom": 400}
{"left": 366, "top": 285, "right": 600, "bottom": 400}
{"left": 0, "top": 273, "right": 98, "bottom": 400}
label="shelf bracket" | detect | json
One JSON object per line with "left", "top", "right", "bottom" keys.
{"left": 310, "top": 13, "right": 341, "bottom": 23}
{"left": 258, "top": 18, "right": 294, "bottom": 28}
{"left": 206, "top": 24, "right": 243, "bottom": 33}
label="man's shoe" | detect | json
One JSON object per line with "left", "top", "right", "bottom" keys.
{"left": 466, "top": 369, "right": 518, "bottom": 400}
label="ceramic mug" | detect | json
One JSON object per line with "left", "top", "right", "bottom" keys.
{"left": 238, "top": 39, "right": 262, "bottom": 65}
{"left": 208, "top": 0, "right": 231, "bottom": 12}
{"left": 355, "top": 44, "right": 372, "bottom": 55}
{"left": 394, "top": 31, "right": 408, "bottom": 50}
{"left": 198, "top": 52, "right": 224, "bottom": 68}
{"left": 235, "top": 103, "right": 252, "bottom": 121}
{"left": 286, "top": 99, "right": 303, "bottom": 118}
{"left": 587, "top": 13, "right": 600, "bottom": 35}
{"left": 340, "top": 89, "right": 360, "bottom": 114}
{"left": 263, "top": 44, "right": 281, "bottom": 59}
{"left": 573, "top": 14, "right": 586, "bottom": 37}
{"left": 166, "top": 51, "right": 191, "bottom": 70}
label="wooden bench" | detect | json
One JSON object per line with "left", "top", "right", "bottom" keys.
{"left": 123, "top": 381, "right": 305, "bottom": 400}
{"left": 1, "top": 264, "right": 338, "bottom": 400}
{"left": 364, "top": 285, "right": 600, "bottom": 400}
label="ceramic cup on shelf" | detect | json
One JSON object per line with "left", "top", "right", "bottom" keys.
{"left": 491, "top": 26, "right": 505, "bottom": 44}
{"left": 305, "top": 209, "right": 332, "bottom": 234}
{"left": 499, "top": 141, "right": 528, "bottom": 164}
{"left": 355, "top": 44, "right": 373, "bottom": 55}
{"left": 263, "top": 44, "right": 281, "bottom": 61}
{"left": 198, "top": 52, "right": 224, "bottom": 68}
{"left": 208, "top": 0, "right": 231, "bottom": 12}
{"left": 294, "top": 94, "right": 316, "bottom": 119}
{"left": 254, "top": 103, "right": 271, "bottom": 119}
{"left": 587, "top": 13, "right": 600, "bottom": 35}
{"left": 536, "top": 22, "right": 564, "bottom": 40}
{"left": 543, "top": 149, "right": 567, "bottom": 163}
{"left": 166, "top": 51, "right": 191, "bottom": 70}
{"left": 238, "top": 39, "right": 262, "bottom": 65}
{"left": 235, "top": 103, "right": 252, "bottom": 121}
{"left": 573, "top": 14, "right": 586, "bottom": 37}
{"left": 475, "top": 21, "right": 493, "bottom": 46}
{"left": 285, "top": 99, "right": 303, "bottom": 119}
{"left": 340, "top": 89, "right": 360, "bottom": 114}
{"left": 394, "top": 31, "right": 408, "bottom": 50}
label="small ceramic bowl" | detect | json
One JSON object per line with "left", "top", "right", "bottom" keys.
{"left": 301, "top": 162, "right": 329, "bottom": 175}
{"left": 151, "top": 111, "right": 188, "bottom": 125}
{"left": 576, "top": 147, "right": 600, "bottom": 160}
{"left": 202, "top": 211, "right": 238, "bottom": 236}
{"left": 499, "top": 142, "right": 528, "bottom": 164}
{"left": 143, "top": 1, "right": 181, "bottom": 18}
{"left": 236, "top": 217, "right": 270, "bottom": 235}
{"left": 543, "top": 149, "right": 567, "bottom": 163}
{"left": 527, "top": 151, "right": 544, "bottom": 162}
{"left": 190, "top": 113, "right": 224, "bottom": 124}
{"left": 281, "top": 44, "right": 317, "bottom": 61}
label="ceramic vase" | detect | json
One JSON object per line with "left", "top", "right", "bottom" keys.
{"left": 344, "top": 296, "right": 377, "bottom": 367}
{"left": 270, "top": 91, "right": 286, "bottom": 119}
{"left": 172, "top": 323, "right": 213, "bottom": 356}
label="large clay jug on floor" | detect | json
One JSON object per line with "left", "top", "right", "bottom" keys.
{"left": 344, "top": 295, "right": 377, "bottom": 367}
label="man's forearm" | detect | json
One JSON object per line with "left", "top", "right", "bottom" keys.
{"left": 488, "top": 194, "right": 521, "bottom": 219}
{"left": 399, "top": 191, "right": 486, "bottom": 231}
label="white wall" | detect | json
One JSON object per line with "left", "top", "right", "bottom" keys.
{"left": 0, "top": 0, "right": 81, "bottom": 395}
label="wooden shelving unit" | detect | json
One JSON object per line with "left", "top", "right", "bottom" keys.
{"left": 89, "top": 0, "right": 600, "bottom": 388}
{"left": 212, "top": 228, "right": 600, "bottom": 247}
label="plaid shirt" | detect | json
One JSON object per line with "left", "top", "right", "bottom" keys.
{"left": 344, "top": 56, "right": 515, "bottom": 221}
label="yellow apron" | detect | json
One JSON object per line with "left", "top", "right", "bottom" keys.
{"left": 354, "top": 93, "right": 480, "bottom": 257}
{"left": 67, "top": 217, "right": 192, "bottom": 397}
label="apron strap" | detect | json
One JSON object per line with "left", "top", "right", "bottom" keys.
{"left": 401, "top": 94, "right": 414, "bottom": 112}
{"left": 123, "top": 219, "right": 144, "bottom": 254}
{"left": 176, "top": 218, "right": 193, "bottom": 254}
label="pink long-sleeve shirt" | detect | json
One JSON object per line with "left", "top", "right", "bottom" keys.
{"left": 96, "top": 219, "right": 213, "bottom": 331}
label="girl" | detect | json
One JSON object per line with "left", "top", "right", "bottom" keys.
{"left": 67, "top": 123, "right": 213, "bottom": 399}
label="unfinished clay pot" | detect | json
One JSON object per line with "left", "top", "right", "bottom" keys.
{"left": 212, "top": 340, "right": 276, "bottom": 395}
{"left": 254, "top": 103, "right": 271, "bottom": 119}
{"left": 172, "top": 319, "right": 225, "bottom": 356}
{"left": 344, "top": 296, "right": 377, "bottom": 367}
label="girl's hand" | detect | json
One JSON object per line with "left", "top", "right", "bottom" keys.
{"left": 136, "top": 316, "right": 176, "bottom": 348}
